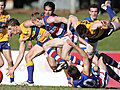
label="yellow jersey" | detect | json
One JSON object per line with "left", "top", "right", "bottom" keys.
{"left": 0, "top": 11, "right": 10, "bottom": 42}
{"left": 77, "top": 20, "right": 105, "bottom": 39}
{"left": 20, "top": 23, "right": 52, "bottom": 43}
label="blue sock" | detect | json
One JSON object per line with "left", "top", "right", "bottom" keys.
{"left": 106, "top": 6, "right": 117, "bottom": 21}
{"left": 10, "top": 75, "right": 14, "bottom": 83}
{"left": 26, "top": 62, "right": 34, "bottom": 83}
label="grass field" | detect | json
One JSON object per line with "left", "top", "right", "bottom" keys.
{"left": 1, "top": 10, "right": 120, "bottom": 89}
{"left": 0, "top": 85, "right": 120, "bottom": 90}
{"left": 8, "top": 11, "right": 120, "bottom": 51}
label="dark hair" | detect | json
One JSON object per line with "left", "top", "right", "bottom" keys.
{"left": 7, "top": 18, "right": 20, "bottom": 26}
{"left": 44, "top": 1, "right": 55, "bottom": 12}
{"left": 31, "top": 12, "right": 42, "bottom": 20}
{"left": 89, "top": 4, "right": 99, "bottom": 14}
{"left": 67, "top": 65, "right": 81, "bottom": 80}
{"left": 76, "top": 24, "right": 87, "bottom": 39}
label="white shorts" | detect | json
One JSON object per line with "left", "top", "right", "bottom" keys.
{"left": 97, "top": 69, "right": 109, "bottom": 88}
{"left": 60, "top": 34, "right": 78, "bottom": 44}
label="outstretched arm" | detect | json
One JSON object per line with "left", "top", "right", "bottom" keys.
{"left": 67, "top": 15, "right": 79, "bottom": 39}
{"left": 67, "top": 39, "right": 90, "bottom": 75}
{"left": 92, "top": 20, "right": 110, "bottom": 31}
{"left": 6, "top": 39, "right": 26, "bottom": 76}
{"left": 47, "top": 16, "right": 68, "bottom": 24}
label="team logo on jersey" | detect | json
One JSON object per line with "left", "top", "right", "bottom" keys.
{"left": 23, "top": 36, "right": 28, "bottom": 40}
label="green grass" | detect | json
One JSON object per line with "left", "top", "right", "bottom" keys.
{"left": 0, "top": 85, "right": 119, "bottom": 90}
{"left": 8, "top": 12, "right": 120, "bottom": 51}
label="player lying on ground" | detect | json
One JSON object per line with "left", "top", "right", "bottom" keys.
{"left": 67, "top": 39, "right": 109, "bottom": 88}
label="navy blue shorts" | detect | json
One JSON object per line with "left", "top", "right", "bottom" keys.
{"left": 37, "top": 37, "right": 51, "bottom": 47}
{"left": 0, "top": 41, "right": 11, "bottom": 51}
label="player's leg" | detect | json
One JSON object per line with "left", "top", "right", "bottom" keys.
{"left": 99, "top": 53, "right": 120, "bottom": 69}
{"left": 0, "top": 53, "right": 4, "bottom": 68}
{"left": 2, "top": 49, "right": 14, "bottom": 83}
{"left": 98, "top": 56, "right": 109, "bottom": 88}
{"left": 46, "top": 55, "right": 57, "bottom": 70}
{"left": 2, "top": 41, "right": 14, "bottom": 83}
{"left": 101, "top": 1, "right": 118, "bottom": 22}
{"left": 106, "top": 65, "right": 120, "bottom": 83}
{"left": 43, "top": 38, "right": 68, "bottom": 71}
{"left": 25, "top": 44, "right": 44, "bottom": 84}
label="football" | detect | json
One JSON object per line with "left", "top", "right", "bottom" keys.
{"left": 0, "top": 70, "right": 3, "bottom": 83}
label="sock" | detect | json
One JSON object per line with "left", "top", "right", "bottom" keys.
{"left": 26, "top": 62, "right": 34, "bottom": 83}
{"left": 102, "top": 53, "right": 120, "bottom": 69}
{"left": 10, "top": 75, "right": 14, "bottom": 83}
{"left": 107, "top": 57, "right": 120, "bottom": 69}
{"left": 106, "top": 6, "right": 118, "bottom": 21}
{"left": 70, "top": 55, "right": 84, "bottom": 67}
{"left": 110, "top": 71, "right": 120, "bottom": 83}
{"left": 67, "top": 77, "right": 71, "bottom": 84}
{"left": 47, "top": 48, "right": 64, "bottom": 63}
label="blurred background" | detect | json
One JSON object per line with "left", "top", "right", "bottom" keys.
{"left": 5, "top": 0, "right": 120, "bottom": 51}
{"left": 5, "top": 0, "right": 120, "bottom": 14}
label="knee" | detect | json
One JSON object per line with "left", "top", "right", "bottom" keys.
{"left": 61, "top": 54, "right": 68, "bottom": 60}
{"left": 25, "top": 54, "right": 31, "bottom": 62}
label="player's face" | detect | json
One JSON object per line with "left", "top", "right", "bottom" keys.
{"left": 0, "top": 1, "right": 4, "bottom": 13}
{"left": 8, "top": 26, "right": 19, "bottom": 35}
{"left": 44, "top": 6, "right": 53, "bottom": 16}
{"left": 89, "top": 8, "right": 98, "bottom": 21}
{"left": 32, "top": 19, "right": 43, "bottom": 27}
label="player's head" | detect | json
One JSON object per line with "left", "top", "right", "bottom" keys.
{"left": 31, "top": 12, "right": 43, "bottom": 27}
{"left": 89, "top": 4, "right": 99, "bottom": 21}
{"left": 7, "top": 18, "right": 20, "bottom": 35}
{"left": 67, "top": 65, "right": 81, "bottom": 80}
{"left": 0, "top": 0, "right": 6, "bottom": 13}
{"left": 44, "top": 1, "right": 55, "bottom": 16}
{"left": 76, "top": 24, "right": 87, "bottom": 39}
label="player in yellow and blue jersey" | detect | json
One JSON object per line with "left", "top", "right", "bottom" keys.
{"left": 0, "top": 0, "right": 15, "bottom": 84}
{"left": 6, "top": 18, "right": 55, "bottom": 85}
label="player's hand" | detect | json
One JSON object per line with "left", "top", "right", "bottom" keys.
{"left": 44, "top": 31, "right": 50, "bottom": 37}
{"left": 27, "top": 41, "right": 33, "bottom": 49}
{"left": 6, "top": 67, "right": 15, "bottom": 76}
{"left": 100, "top": 20, "right": 110, "bottom": 29}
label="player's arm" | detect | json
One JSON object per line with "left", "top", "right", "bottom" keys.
{"left": 67, "top": 15, "right": 79, "bottom": 38}
{"left": 14, "top": 39, "right": 26, "bottom": 70}
{"left": 47, "top": 16, "right": 68, "bottom": 24}
{"left": 91, "top": 20, "right": 110, "bottom": 31}
{"left": 6, "top": 39, "right": 26, "bottom": 76}
{"left": 23, "top": 20, "right": 35, "bottom": 28}
{"left": 79, "top": 37, "right": 87, "bottom": 46}
{"left": 67, "top": 39, "right": 90, "bottom": 76}
{"left": 23, "top": 20, "right": 34, "bottom": 49}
